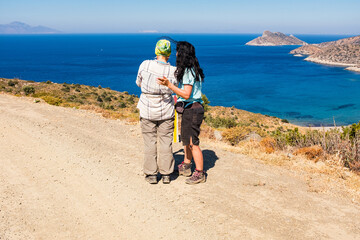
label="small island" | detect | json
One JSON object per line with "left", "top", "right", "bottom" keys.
{"left": 290, "top": 35, "right": 360, "bottom": 73}
{"left": 246, "top": 31, "right": 307, "bottom": 46}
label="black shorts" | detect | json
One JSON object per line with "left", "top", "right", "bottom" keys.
{"left": 181, "top": 102, "right": 204, "bottom": 146}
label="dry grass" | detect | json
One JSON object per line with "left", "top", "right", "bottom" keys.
{"left": 222, "top": 126, "right": 264, "bottom": 145}
{"left": 205, "top": 139, "right": 360, "bottom": 202}
{"left": 0, "top": 78, "right": 139, "bottom": 122}
{"left": 206, "top": 105, "right": 297, "bottom": 132}
{"left": 294, "top": 145, "right": 324, "bottom": 162}
{"left": 260, "top": 137, "right": 276, "bottom": 154}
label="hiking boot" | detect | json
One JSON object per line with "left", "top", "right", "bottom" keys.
{"left": 145, "top": 175, "right": 157, "bottom": 184}
{"left": 178, "top": 161, "right": 192, "bottom": 177}
{"left": 162, "top": 175, "right": 171, "bottom": 184}
{"left": 185, "top": 170, "right": 206, "bottom": 185}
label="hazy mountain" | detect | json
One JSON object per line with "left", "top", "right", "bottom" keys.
{"left": 0, "top": 22, "right": 61, "bottom": 34}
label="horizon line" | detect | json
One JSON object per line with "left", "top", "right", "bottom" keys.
{"left": 0, "top": 32, "right": 358, "bottom": 36}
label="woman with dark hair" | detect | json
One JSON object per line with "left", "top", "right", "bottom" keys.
{"left": 157, "top": 41, "right": 206, "bottom": 184}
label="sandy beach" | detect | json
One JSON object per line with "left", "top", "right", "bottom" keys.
{"left": 1, "top": 93, "right": 360, "bottom": 240}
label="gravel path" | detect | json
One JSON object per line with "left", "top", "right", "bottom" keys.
{"left": 1, "top": 93, "right": 359, "bottom": 240}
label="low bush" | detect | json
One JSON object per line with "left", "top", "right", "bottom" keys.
{"left": 118, "top": 102, "right": 126, "bottom": 108}
{"left": 205, "top": 115, "right": 238, "bottom": 129}
{"left": 222, "top": 126, "right": 263, "bottom": 145}
{"left": 8, "top": 80, "right": 18, "bottom": 86}
{"left": 127, "top": 95, "right": 135, "bottom": 104}
{"left": 62, "top": 86, "right": 70, "bottom": 92}
{"left": 201, "top": 94, "right": 210, "bottom": 112}
{"left": 272, "top": 124, "right": 360, "bottom": 172}
{"left": 41, "top": 96, "right": 63, "bottom": 106}
{"left": 294, "top": 146, "right": 324, "bottom": 161}
{"left": 104, "top": 96, "right": 112, "bottom": 102}
{"left": 23, "top": 86, "right": 35, "bottom": 95}
{"left": 260, "top": 137, "right": 277, "bottom": 154}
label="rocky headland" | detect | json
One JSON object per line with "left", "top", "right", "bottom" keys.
{"left": 290, "top": 35, "right": 360, "bottom": 72}
{"left": 246, "top": 31, "right": 307, "bottom": 46}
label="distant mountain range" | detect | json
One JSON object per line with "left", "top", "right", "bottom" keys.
{"left": 246, "top": 31, "right": 307, "bottom": 46}
{"left": 0, "top": 22, "right": 61, "bottom": 34}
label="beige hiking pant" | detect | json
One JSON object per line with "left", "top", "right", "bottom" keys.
{"left": 140, "top": 118, "right": 174, "bottom": 175}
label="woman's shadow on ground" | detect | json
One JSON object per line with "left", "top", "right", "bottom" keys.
{"left": 171, "top": 148, "right": 219, "bottom": 180}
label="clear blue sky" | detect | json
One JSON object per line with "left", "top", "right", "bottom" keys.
{"left": 0, "top": 0, "right": 359, "bottom": 34}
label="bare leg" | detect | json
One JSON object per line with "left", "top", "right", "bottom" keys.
{"left": 183, "top": 144, "right": 192, "bottom": 164}
{"left": 189, "top": 138, "right": 203, "bottom": 171}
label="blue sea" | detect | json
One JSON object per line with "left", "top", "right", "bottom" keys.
{"left": 1, "top": 34, "right": 360, "bottom": 126}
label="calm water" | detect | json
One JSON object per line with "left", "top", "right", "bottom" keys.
{"left": 1, "top": 34, "right": 360, "bottom": 126}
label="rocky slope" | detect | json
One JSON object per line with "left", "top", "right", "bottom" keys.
{"left": 290, "top": 35, "right": 360, "bottom": 72}
{"left": 246, "top": 31, "right": 307, "bottom": 46}
{"left": 290, "top": 45, "right": 322, "bottom": 55}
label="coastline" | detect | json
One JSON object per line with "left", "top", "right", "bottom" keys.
{"left": 304, "top": 56, "right": 360, "bottom": 73}
{"left": 346, "top": 66, "right": 360, "bottom": 73}
{"left": 246, "top": 43, "right": 303, "bottom": 46}
{"left": 305, "top": 56, "right": 355, "bottom": 67}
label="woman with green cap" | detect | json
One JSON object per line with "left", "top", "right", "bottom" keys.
{"left": 136, "top": 39, "right": 177, "bottom": 184}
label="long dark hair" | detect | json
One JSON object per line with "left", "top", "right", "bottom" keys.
{"left": 175, "top": 41, "right": 205, "bottom": 83}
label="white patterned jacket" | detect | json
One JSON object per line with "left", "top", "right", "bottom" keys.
{"left": 136, "top": 60, "right": 177, "bottom": 121}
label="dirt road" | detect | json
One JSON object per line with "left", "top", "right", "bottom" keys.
{"left": 1, "top": 94, "right": 359, "bottom": 240}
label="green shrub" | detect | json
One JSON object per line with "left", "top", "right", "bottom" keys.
{"left": 23, "top": 86, "right": 35, "bottom": 95}
{"left": 201, "top": 94, "right": 210, "bottom": 112}
{"left": 127, "top": 95, "right": 135, "bottom": 104}
{"left": 41, "top": 96, "right": 63, "bottom": 106}
{"left": 104, "top": 96, "right": 112, "bottom": 102}
{"left": 342, "top": 121, "right": 360, "bottom": 140}
{"left": 62, "top": 86, "right": 70, "bottom": 92}
{"left": 118, "top": 102, "right": 126, "bottom": 108}
{"left": 67, "top": 95, "right": 77, "bottom": 102}
{"left": 8, "top": 80, "right": 18, "bottom": 86}
{"left": 32, "top": 92, "right": 49, "bottom": 98}
{"left": 281, "top": 119, "right": 289, "bottom": 123}
{"left": 205, "top": 115, "right": 238, "bottom": 129}
{"left": 100, "top": 103, "right": 114, "bottom": 110}
{"left": 222, "top": 126, "right": 263, "bottom": 145}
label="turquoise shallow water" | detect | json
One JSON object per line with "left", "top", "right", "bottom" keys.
{"left": 1, "top": 34, "right": 359, "bottom": 126}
